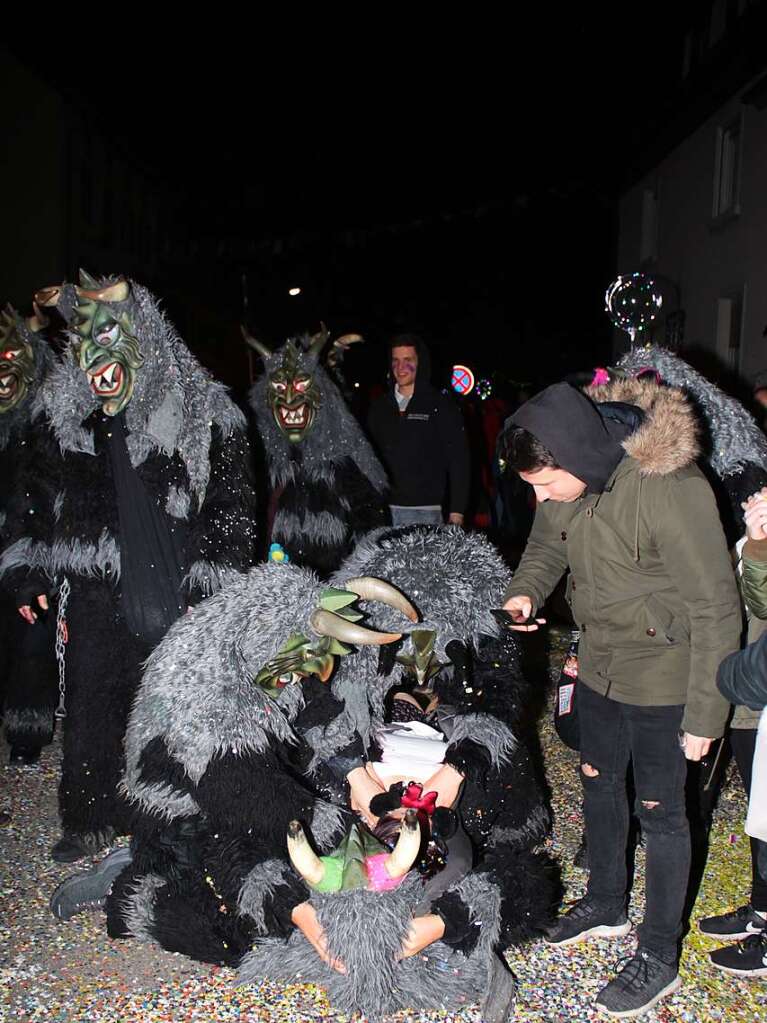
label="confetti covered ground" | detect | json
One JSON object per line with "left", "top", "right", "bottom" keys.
{"left": 2, "top": 625, "right": 766, "bottom": 1022}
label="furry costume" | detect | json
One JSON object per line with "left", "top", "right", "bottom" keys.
{"left": 618, "top": 346, "right": 767, "bottom": 541}
{"left": 104, "top": 563, "right": 409, "bottom": 963}
{"left": 240, "top": 527, "right": 558, "bottom": 1020}
{"left": 0, "top": 275, "right": 257, "bottom": 849}
{"left": 0, "top": 305, "right": 58, "bottom": 754}
{"left": 247, "top": 328, "right": 388, "bottom": 575}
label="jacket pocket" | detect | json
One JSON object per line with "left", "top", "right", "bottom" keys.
{"left": 645, "top": 593, "right": 689, "bottom": 646}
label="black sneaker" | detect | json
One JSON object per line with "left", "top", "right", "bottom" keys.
{"left": 50, "top": 845, "right": 133, "bottom": 920}
{"left": 709, "top": 931, "right": 767, "bottom": 977}
{"left": 595, "top": 947, "right": 681, "bottom": 1018}
{"left": 545, "top": 896, "right": 631, "bottom": 948}
{"left": 698, "top": 903, "right": 766, "bottom": 940}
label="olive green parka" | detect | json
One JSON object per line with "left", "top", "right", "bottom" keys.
{"left": 507, "top": 377, "right": 741, "bottom": 738}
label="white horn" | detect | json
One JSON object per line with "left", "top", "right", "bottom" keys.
{"left": 287, "top": 819, "right": 325, "bottom": 887}
{"left": 384, "top": 808, "right": 421, "bottom": 879}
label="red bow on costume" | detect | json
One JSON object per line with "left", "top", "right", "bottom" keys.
{"left": 401, "top": 782, "right": 438, "bottom": 816}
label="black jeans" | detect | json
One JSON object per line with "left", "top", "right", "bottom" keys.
{"left": 579, "top": 684, "right": 690, "bottom": 963}
{"left": 730, "top": 727, "right": 767, "bottom": 913}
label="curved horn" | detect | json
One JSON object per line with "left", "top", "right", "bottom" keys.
{"left": 78, "top": 268, "right": 100, "bottom": 289}
{"left": 384, "top": 809, "right": 421, "bottom": 880}
{"left": 26, "top": 301, "right": 49, "bottom": 334}
{"left": 309, "top": 609, "right": 401, "bottom": 646}
{"left": 308, "top": 321, "right": 330, "bottom": 358}
{"left": 75, "top": 279, "right": 130, "bottom": 303}
{"left": 287, "top": 819, "right": 325, "bottom": 887}
{"left": 333, "top": 333, "right": 364, "bottom": 350}
{"left": 240, "top": 324, "right": 272, "bottom": 360}
{"left": 343, "top": 577, "right": 418, "bottom": 623}
{"left": 35, "top": 285, "right": 63, "bottom": 308}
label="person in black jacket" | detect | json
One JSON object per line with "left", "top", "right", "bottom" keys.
{"left": 368, "top": 334, "right": 470, "bottom": 527}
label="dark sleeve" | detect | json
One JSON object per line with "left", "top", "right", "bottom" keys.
{"left": 717, "top": 629, "right": 767, "bottom": 711}
{"left": 0, "top": 426, "right": 61, "bottom": 601}
{"left": 336, "top": 458, "right": 389, "bottom": 536}
{"left": 438, "top": 397, "right": 470, "bottom": 515}
{"left": 183, "top": 426, "right": 257, "bottom": 600}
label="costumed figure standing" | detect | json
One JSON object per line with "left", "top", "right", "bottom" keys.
{"left": 0, "top": 273, "right": 257, "bottom": 861}
{"left": 0, "top": 304, "right": 57, "bottom": 765}
{"left": 245, "top": 325, "right": 389, "bottom": 574}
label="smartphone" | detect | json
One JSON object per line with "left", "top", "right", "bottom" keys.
{"left": 491, "top": 608, "right": 532, "bottom": 629}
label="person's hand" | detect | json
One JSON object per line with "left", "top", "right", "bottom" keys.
{"left": 347, "top": 766, "right": 386, "bottom": 827}
{"left": 743, "top": 492, "right": 767, "bottom": 541}
{"left": 502, "top": 594, "right": 546, "bottom": 632}
{"left": 18, "top": 593, "right": 48, "bottom": 624}
{"left": 680, "top": 733, "right": 712, "bottom": 762}
{"left": 291, "top": 902, "right": 347, "bottom": 973}
{"left": 447, "top": 512, "right": 464, "bottom": 527}
{"left": 420, "top": 763, "right": 464, "bottom": 809}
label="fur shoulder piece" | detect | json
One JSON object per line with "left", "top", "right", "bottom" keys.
{"left": 123, "top": 563, "right": 327, "bottom": 817}
{"left": 618, "top": 345, "right": 767, "bottom": 477}
{"left": 586, "top": 373, "right": 700, "bottom": 477}
{"left": 0, "top": 305, "right": 54, "bottom": 450}
{"left": 39, "top": 279, "right": 245, "bottom": 507}
{"left": 249, "top": 337, "right": 387, "bottom": 491}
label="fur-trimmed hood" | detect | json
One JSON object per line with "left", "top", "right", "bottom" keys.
{"left": 37, "top": 278, "right": 245, "bottom": 508}
{"left": 249, "top": 336, "right": 387, "bottom": 491}
{"left": 618, "top": 345, "right": 767, "bottom": 478}
{"left": 586, "top": 374, "right": 700, "bottom": 478}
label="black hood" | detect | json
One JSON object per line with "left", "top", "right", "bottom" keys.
{"left": 511, "top": 382, "right": 644, "bottom": 494}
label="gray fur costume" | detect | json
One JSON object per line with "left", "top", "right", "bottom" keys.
{"left": 0, "top": 307, "right": 58, "bottom": 753}
{"left": 619, "top": 345, "right": 767, "bottom": 541}
{"left": 0, "top": 277, "right": 257, "bottom": 845}
{"left": 240, "top": 527, "right": 558, "bottom": 1020}
{"left": 249, "top": 335, "right": 388, "bottom": 574}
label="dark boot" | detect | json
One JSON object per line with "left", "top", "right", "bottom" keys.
{"left": 50, "top": 846, "right": 133, "bottom": 920}
{"left": 9, "top": 745, "right": 41, "bottom": 766}
{"left": 51, "top": 827, "right": 116, "bottom": 863}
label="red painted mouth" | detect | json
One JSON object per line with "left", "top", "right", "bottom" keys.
{"left": 278, "top": 403, "right": 308, "bottom": 430}
{"left": 87, "top": 362, "right": 123, "bottom": 397}
{"left": 0, "top": 372, "right": 18, "bottom": 400}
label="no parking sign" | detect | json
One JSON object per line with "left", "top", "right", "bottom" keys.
{"left": 451, "top": 364, "right": 475, "bottom": 396}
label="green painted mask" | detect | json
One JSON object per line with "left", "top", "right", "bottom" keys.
{"left": 254, "top": 587, "right": 361, "bottom": 695}
{"left": 395, "top": 629, "right": 445, "bottom": 691}
{"left": 72, "top": 291, "right": 144, "bottom": 416}
{"left": 0, "top": 311, "right": 35, "bottom": 414}
{"left": 268, "top": 341, "right": 321, "bottom": 442}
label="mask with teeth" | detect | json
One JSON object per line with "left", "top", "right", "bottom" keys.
{"left": 267, "top": 339, "right": 322, "bottom": 443}
{"left": 70, "top": 274, "right": 144, "bottom": 417}
{"left": 0, "top": 307, "right": 36, "bottom": 414}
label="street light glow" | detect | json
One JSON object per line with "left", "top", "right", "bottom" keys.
{"left": 288, "top": 287, "right": 301, "bottom": 297}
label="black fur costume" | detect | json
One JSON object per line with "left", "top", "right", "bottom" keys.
{"left": 248, "top": 330, "right": 388, "bottom": 575}
{"left": 101, "top": 527, "right": 556, "bottom": 1020}
{"left": 0, "top": 278, "right": 257, "bottom": 846}
{"left": 0, "top": 306, "right": 57, "bottom": 754}
{"left": 105, "top": 562, "right": 380, "bottom": 964}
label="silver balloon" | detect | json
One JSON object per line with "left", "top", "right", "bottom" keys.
{"left": 605, "top": 273, "right": 663, "bottom": 348}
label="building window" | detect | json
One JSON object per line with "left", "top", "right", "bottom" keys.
{"left": 713, "top": 117, "right": 742, "bottom": 217}
{"left": 716, "top": 290, "right": 745, "bottom": 372}
{"left": 640, "top": 188, "right": 658, "bottom": 263}
{"left": 709, "top": 0, "right": 728, "bottom": 46}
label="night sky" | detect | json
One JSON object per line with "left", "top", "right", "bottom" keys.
{"left": 7, "top": 9, "right": 693, "bottom": 396}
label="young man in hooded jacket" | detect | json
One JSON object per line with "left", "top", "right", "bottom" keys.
{"left": 367, "top": 333, "right": 470, "bottom": 527}
{"left": 499, "top": 379, "right": 740, "bottom": 1018}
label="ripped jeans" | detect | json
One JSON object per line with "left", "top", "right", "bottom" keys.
{"left": 578, "top": 683, "right": 690, "bottom": 963}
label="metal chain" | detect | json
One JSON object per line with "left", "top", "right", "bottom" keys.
{"left": 54, "top": 577, "right": 71, "bottom": 720}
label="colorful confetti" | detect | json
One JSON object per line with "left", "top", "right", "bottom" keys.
{"left": 1, "top": 624, "right": 766, "bottom": 1021}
